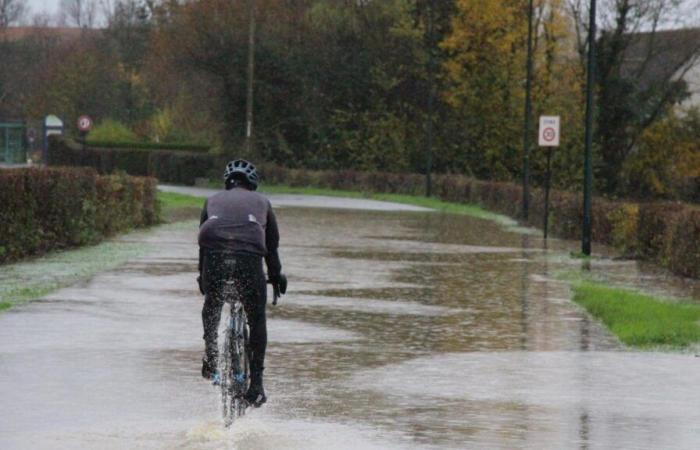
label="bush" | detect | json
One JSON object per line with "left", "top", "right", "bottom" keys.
{"left": 636, "top": 202, "right": 685, "bottom": 260}
{"left": 0, "top": 167, "right": 159, "bottom": 264}
{"left": 87, "top": 119, "right": 139, "bottom": 142}
{"left": 667, "top": 208, "right": 700, "bottom": 278}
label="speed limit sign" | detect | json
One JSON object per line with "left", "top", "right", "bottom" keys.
{"left": 538, "top": 116, "right": 560, "bottom": 147}
{"left": 77, "top": 115, "right": 93, "bottom": 132}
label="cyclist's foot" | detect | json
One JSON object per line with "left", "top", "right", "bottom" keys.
{"left": 201, "top": 357, "right": 217, "bottom": 380}
{"left": 244, "top": 384, "right": 267, "bottom": 407}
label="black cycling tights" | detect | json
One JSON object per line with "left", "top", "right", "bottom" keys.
{"left": 201, "top": 251, "right": 267, "bottom": 375}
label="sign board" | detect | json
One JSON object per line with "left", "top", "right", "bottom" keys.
{"left": 538, "top": 116, "right": 560, "bottom": 147}
{"left": 77, "top": 115, "right": 93, "bottom": 132}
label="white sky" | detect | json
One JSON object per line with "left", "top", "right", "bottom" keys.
{"left": 25, "top": 0, "right": 700, "bottom": 29}
{"left": 28, "top": 0, "right": 61, "bottom": 17}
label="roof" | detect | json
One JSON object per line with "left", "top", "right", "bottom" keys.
{"left": 621, "top": 27, "right": 700, "bottom": 89}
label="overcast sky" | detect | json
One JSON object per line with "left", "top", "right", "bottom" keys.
{"left": 28, "top": 0, "right": 60, "bottom": 17}
{"left": 24, "top": 0, "right": 700, "bottom": 29}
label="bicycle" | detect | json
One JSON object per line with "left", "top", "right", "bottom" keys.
{"left": 217, "top": 280, "right": 249, "bottom": 427}
{"left": 216, "top": 278, "right": 284, "bottom": 427}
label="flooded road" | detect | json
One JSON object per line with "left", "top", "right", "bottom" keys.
{"left": 1, "top": 191, "right": 699, "bottom": 449}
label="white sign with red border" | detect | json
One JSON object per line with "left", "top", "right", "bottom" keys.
{"left": 77, "top": 115, "right": 93, "bottom": 132}
{"left": 538, "top": 115, "right": 560, "bottom": 147}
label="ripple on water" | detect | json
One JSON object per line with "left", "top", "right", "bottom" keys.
{"left": 281, "top": 295, "right": 457, "bottom": 316}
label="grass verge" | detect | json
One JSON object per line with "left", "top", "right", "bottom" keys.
{"left": 572, "top": 282, "right": 700, "bottom": 349}
{"left": 159, "top": 191, "right": 205, "bottom": 211}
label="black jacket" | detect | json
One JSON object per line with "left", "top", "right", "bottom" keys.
{"left": 198, "top": 187, "right": 282, "bottom": 279}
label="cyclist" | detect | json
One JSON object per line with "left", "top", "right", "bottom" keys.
{"left": 197, "top": 159, "right": 286, "bottom": 407}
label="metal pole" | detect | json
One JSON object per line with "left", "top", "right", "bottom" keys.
{"left": 543, "top": 148, "right": 552, "bottom": 239}
{"left": 582, "top": 0, "right": 597, "bottom": 255}
{"left": 425, "top": 0, "right": 435, "bottom": 197}
{"left": 522, "top": 0, "right": 535, "bottom": 220}
{"left": 244, "top": 0, "right": 256, "bottom": 156}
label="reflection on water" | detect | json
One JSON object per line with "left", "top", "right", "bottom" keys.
{"left": 1, "top": 205, "right": 700, "bottom": 449}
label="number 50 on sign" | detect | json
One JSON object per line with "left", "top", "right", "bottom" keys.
{"left": 538, "top": 116, "right": 560, "bottom": 147}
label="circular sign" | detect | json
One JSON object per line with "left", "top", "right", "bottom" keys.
{"left": 77, "top": 115, "right": 93, "bottom": 132}
{"left": 542, "top": 127, "right": 556, "bottom": 142}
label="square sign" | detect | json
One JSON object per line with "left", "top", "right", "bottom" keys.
{"left": 538, "top": 116, "right": 560, "bottom": 147}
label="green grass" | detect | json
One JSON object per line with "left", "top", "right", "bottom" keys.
{"left": 159, "top": 191, "right": 205, "bottom": 212}
{"left": 0, "top": 301, "right": 11, "bottom": 311}
{"left": 572, "top": 282, "right": 700, "bottom": 349}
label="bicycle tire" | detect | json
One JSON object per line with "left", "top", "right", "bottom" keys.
{"left": 220, "top": 301, "right": 250, "bottom": 427}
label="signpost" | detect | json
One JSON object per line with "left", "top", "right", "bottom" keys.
{"left": 538, "top": 116, "right": 560, "bottom": 239}
{"left": 77, "top": 115, "right": 93, "bottom": 151}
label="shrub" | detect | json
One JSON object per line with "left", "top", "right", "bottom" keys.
{"left": 637, "top": 202, "right": 685, "bottom": 260}
{"left": 87, "top": 119, "right": 139, "bottom": 142}
{"left": 667, "top": 208, "right": 700, "bottom": 278}
{"left": 0, "top": 167, "right": 159, "bottom": 264}
{"left": 607, "top": 203, "right": 639, "bottom": 255}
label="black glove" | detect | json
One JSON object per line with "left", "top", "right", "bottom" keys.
{"left": 269, "top": 274, "right": 287, "bottom": 305}
{"left": 197, "top": 275, "right": 205, "bottom": 296}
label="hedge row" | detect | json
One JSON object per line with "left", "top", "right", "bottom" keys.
{"left": 258, "top": 165, "right": 700, "bottom": 279}
{"left": 84, "top": 140, "right": 211, "bottom": 152}
{"left": 49, "top": 137, "right": 219, "bottom": 185}
{"left": 0, "top": 167, "right": 159, "bottom": 264}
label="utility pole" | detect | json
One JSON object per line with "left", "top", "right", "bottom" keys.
{"left": 425, "top": 0, "right": 435, "bottom": 197}
{"left": 521, "top": 0, "right": 535, "bottom": 220}
{"left": 244, "top": 0, "right": 256, "bottom": 156}
{"left": 582, "top": 0, "right": 597, "bottom": 256}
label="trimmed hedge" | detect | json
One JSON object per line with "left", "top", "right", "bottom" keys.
{"left": 49, "top": 137, "right": 219, "bottom": 184}
{"left": 0, "top": 167, "right": 159, "bottom": 264}
{"left": 84, "top": 140, "right": 211, "bottom": 152}
{"left": 257, "top": 164, "right": 700, "bottom": 280}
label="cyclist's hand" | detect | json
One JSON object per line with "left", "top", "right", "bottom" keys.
{"left": 277, "top": 274, "right": 287, "bottom": 295}
{"left": 197, "top": 275, "right": 205, "bottom": 296}
{"left": 269, "top": 274, "right": 287, "bottom": 305}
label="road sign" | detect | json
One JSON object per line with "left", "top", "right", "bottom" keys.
{"left": 77, "top": 115, "right": 93, "bottom": 132}
{"left": 538, "top": 116, "right": 560, "bottom": 147}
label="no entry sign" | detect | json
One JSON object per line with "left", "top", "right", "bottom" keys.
{"left": 538, "top": 116, "right": 560, "bottom": 147}
{"left": 77, "top": 115, "right": 93, "bottom": 133}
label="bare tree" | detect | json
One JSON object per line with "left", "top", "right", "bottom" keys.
{"left": 566, "top": 0, "right": 700, "bottom": 194}
{"left": 0, "top": 0, "right": 26, "bottom": 28}
{"left": 60, "top": 0, "right": 98, "bottom": 28}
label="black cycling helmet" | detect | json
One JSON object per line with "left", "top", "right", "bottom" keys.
{"left": 224, "top": 159, "right": 259, "bottom": 190}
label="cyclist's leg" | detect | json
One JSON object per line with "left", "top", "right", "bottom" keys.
{"left": 237, "top": 255, "right": 267, "bottom": 405}
{"left": 201, "top": 251, "right": 226, "bottom": 378}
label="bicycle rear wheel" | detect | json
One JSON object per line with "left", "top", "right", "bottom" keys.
{"left": 220, "top": 302, "right": 250, "bottom": 427}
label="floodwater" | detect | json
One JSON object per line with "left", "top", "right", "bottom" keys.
{"left": 1, "top": 190, "right": 699, "bottom": 449}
